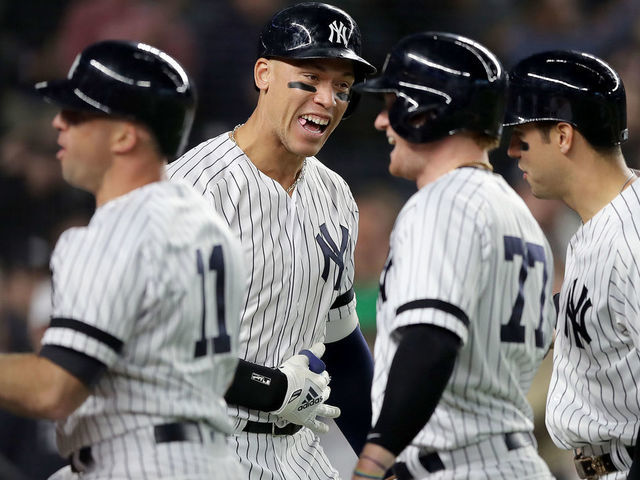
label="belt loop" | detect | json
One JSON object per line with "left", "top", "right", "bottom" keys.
{"left": 392, "top": 461, "right": 414, "bottom": 480}
{"left": 69, "top": 446, "right": 94, "bottom": 473}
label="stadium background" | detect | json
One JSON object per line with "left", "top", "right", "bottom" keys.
{"left": 1, "top": 1, "right": 638, "bottom": 478}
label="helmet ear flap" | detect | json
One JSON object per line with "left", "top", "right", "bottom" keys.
{"left": 342, "top": 91, "right": 361, "bottom": 119}
{"left": 388, "top": 96, "right": 448, "bottom": 144}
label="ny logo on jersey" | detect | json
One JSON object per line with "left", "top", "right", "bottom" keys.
{"left": 328, "top": 20, "right": 350, "bottom": 47}
{"left": 563, "top": 279, "right": 593, "bottom": 349}
{"left": 379, "top": 256, "right": 393, "bottom": 302}
{"left": 316, "top": 224, "right": 348, "bottom": 290}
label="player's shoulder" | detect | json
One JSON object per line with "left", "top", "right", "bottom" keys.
{"left": 581, "top": 180, "right": 640, "bottom": 250}
{"left": 411, "top": 167, "right": 496, "bottom": 210}
{"left": 305, "top": 156, "right": 355, "bottom": 204}
{"left": 613, "top": 180, "right": 640, "bottom": 229}
{"left": 166, "top": 132, "right": 244, "bottom": 186}
{"left": 401, "top": 168, "right": 526, "bottom": 230}
{"left": 52, "top": 184, "right": 164, "bottom": 262}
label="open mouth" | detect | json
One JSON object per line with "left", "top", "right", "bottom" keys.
{"left": 299, "top": 114, "right": 329, "bottom": 135}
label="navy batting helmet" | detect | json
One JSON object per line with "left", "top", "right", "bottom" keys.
{"left": 34, "top": 40, "right": 196, "bottom": 160}
{"left": 258, "top": 2, "right": 376, "bottom": 118}
{"left": 504, "top": 50, "right": 628, "bottom": 148}
{"left": 353, "top": 32, "right": 507, "bottom": 143}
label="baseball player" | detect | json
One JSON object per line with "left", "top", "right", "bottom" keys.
{"left": 505, "top": 50, "right": 639, "bottom": 480}
{"left": 168, "top": 3, "right": 376, "bottom": 479}
{"left": 0, "top": 40, "right": 247, "bottom": 479}
{"left": 350, "top": 32, "right": 556, "bottom": 480}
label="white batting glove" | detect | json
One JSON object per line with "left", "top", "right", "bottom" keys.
{"left": 272, "top": 343, "right": 341, "bottom": 434}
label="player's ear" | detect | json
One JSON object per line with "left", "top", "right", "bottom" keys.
{"left": 255, "top": 58, "right": 271, "bottom": 92}
{"left": 556, "top": 122, "right": 574, "bottom": 154}
{"left": 111, "top": 121, "right": 138, "bottom": 155}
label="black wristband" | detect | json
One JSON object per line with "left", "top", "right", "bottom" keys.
{"left": 224, "top": 359, "right": 287, "bottom": 411}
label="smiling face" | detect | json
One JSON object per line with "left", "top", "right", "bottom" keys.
{"left": 374, "top": 94, "right": 427, "bottom": 181}
{"left": 257, "top": 57, "right": 354, "bottom": 158}
{"left": 507, "top": 123, "right": 568, "bottom": 199}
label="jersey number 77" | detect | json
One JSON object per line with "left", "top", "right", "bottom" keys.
{"left": 501, "top": 235, "right": 548, "bottom": 348}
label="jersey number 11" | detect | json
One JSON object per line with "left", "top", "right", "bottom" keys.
{"left": 195, "top": 245, "right": 231, "bottom": 356}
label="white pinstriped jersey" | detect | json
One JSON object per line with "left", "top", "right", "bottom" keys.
{"left": 546, "top": 180, "right": 640, "bottom": 454}
{"left": 167, "top": 132, "right": 358, "bottom": 427}
{"left": 42, "top": 180, "right": 246, "bottom": 457}
{"left": 373, "top": 167, "right": 555, "bottom": 452}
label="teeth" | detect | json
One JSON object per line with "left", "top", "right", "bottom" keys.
{"left": 387, "top": 136, "right": 395, "bottom": 145}
{"left": 301, "top": 114, "right": 329, "bottom": 126}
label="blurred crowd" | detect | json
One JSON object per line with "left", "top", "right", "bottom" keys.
{"left": 1, "top": 0, "right": 640, "bottom": 478}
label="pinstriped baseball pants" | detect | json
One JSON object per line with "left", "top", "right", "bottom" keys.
{"left": 229, "top": 427, "right": 340, "bottom": 480}
{"left": 48, "top": 425, "right": 247, "bottom": 479}
{"left": 399, "top": 435, "right": 554, "bottom": 480}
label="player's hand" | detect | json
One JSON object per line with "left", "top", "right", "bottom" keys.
{"left": 272, "top": 342, "right": 341, "bottom": 434}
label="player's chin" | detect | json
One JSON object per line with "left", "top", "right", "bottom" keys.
{"left": 528, "top": 182, "right": 553, "bottom": 200}
{"left": 388, "top": 160, "right": 408, "bottom": 181}
{"left": 292, "top": 137, "right": 329, "bottom": 157}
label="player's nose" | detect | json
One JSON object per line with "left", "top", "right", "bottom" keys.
{"left": 506, "top": 133, "right": 521, "bottom": 159}
{"left": 374, "top": 110, "right": 389, "bottom": 131}
{"left": 52, "top": 112, "right": 67, "bottom": 131}
{"left": 313, "top": 83, "right": 336, "bottom": 109}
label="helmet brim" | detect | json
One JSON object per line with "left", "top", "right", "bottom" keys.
{"left": 352, "top": 75, "right": 396, "bottom": 94}
{"left": 269, "top": 49, "right": 376, "bottom": 76}
{"left": 34, "top": 79, "right": 110, "bottom": 115}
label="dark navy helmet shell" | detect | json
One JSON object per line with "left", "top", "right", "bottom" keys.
{"left": 34, "top": 40, "right": 196, "bottom": 160}
{"left": 258, "top": 2, "right": 376, "bottom": 118}
{"left": 353, "top": 32, "right": 507, "bottom": 143}
{"left": 504, "top": 50, "right": 627, "bottom": 147}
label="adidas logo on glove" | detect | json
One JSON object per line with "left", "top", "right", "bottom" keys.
{"left": 297, "top": 387, "right": 322, "bottom": 411}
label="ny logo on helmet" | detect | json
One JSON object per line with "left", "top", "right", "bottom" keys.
{"left": 328, "top": 21, "right": 349, "bottom": 47}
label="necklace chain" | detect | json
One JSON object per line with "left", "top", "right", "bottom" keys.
{"left": 230, "top": 123, "right": 244, "bottom": 145}
{"left": 286, "top": 158, "right": 307, "bottom": 193}
{"left": 621, "top": 170, "right": 636, "bottom": 193}
{"left": 230, "top": 123, "right": 306, "bottom": 194}
{"left": 457, "top": 161, "right": 494, "bottom": 172}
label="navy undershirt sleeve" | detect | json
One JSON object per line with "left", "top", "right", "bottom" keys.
{"left": 368, "top": 324, "right": 461, "bottom": 456}
{"left": 324, "top": 326, "right": 374, "bottom": 455}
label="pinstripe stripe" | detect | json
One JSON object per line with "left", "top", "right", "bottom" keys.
{"left": 547, "top": 180, "right": 640, "bottom": 452}
{"left": 373, "top": 168, "right": 555, "bottom": 459}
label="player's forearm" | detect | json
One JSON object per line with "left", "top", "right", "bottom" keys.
{"left": 352, "top": 443, "right": 396, "bottom": 480}
{"left": 224, "top": 358, "right": 287, "bottom": 411}
{"left": 0, "top": 353, "right": 88, "bottom": 420}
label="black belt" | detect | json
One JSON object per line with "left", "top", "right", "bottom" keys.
{"left": 69, "top": 421, "right": 212, "bottom": 473}
{"left": 242, "top": 420, "right": 303, "bottom": 436}
{"left": 574, "top": 445, "right": 635, "bottom": 479}
{"left": 393, "top": 432, "right": 534, "bottom": 480}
